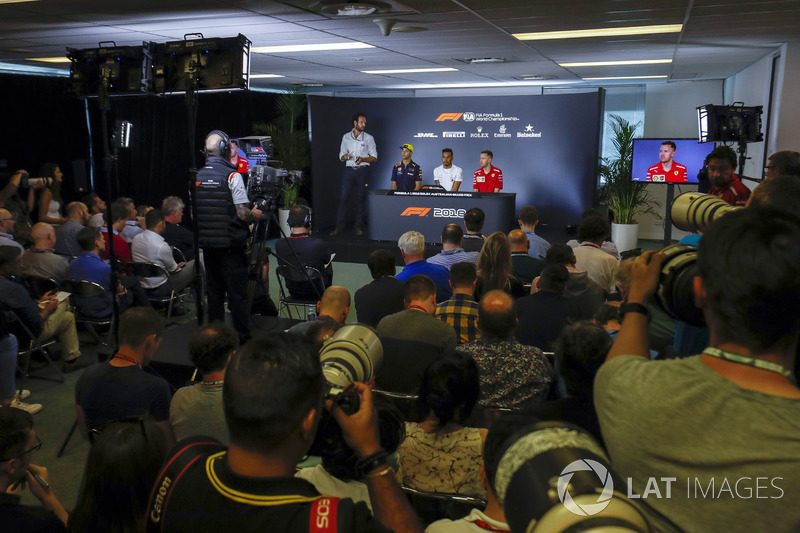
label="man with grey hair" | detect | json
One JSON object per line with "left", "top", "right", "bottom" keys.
{"left": 395, "top": 231, "right": 451, "bottom": 303}
{"left": 55, "top": 201, "right": 90, "bottom": 257}
{"left": 161, "top": 195, "right": 194, "bottom": 261}
{"left": 764, "top": 150, "right": 800, "bottom": 180}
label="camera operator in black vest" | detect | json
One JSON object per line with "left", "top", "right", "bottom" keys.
{"left": 196, "top": 130, "right": 262, "bottom": 341}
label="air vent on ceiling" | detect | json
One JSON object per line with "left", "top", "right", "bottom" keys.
{"left": 514, "top": 75, "right": 556, "bottom": 80}
{"left": 288, "top": 0, "right": 417, "bottom": 17}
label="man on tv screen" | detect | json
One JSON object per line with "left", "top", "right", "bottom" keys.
{"left": 646, "top": 141, "right": 688, "bottom": 183}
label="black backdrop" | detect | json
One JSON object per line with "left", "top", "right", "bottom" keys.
{"left": 0, "top": 73, "right": 277, "bottom": 212}
{"left": 309, "top": 92, "right": 604, "bottom": 237}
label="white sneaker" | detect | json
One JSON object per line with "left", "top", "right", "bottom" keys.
{"left": 11, "top": 398, "right": 43, "bottom": 415}
{"left": 14, "top": 389, "right": 31, "bottom": 401}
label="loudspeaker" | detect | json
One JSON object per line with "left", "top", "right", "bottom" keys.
{"left": 71, "top": 159, "right": 89, "bottom": 193}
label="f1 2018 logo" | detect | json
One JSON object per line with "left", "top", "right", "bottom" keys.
{"left": 435, "top": 113, "right": 464, "bottom": 122}
{"left": 401, "top": 207, "right": 431, "bottom": 216}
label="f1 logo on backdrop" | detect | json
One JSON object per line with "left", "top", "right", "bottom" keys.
{"left": 435, "top": 113, "right": 463, "bottom": 122}
{"left": 401, "top": 207, "right": 431, "bottom": 216}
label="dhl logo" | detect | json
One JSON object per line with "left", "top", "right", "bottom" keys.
{"left": 435, "top": 113, "right": 463, "bottom": 122}
{"left": 401, "top": 207, "right": 431, "bottom": 216}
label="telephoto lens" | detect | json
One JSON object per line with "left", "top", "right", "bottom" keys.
{"left": 319, "top": 324, "right": 383, "bottom": 395}
{"left": 492, "top": 421, "right": 651, "bottom": 533}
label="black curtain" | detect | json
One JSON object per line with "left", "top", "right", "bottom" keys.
{"left": 1, "top": 73, "right": 278, "bottom": 210}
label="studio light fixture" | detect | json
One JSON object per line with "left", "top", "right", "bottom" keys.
{"left": 559, "top": 59, "right": 672, "bottom": 67}
{"left": 362, "top": 67, "right": 457, "bottom": 74}
{"left": 582, "top": 75, "right": 668, "bottom": 80}
{"left": 252, "top": 42, "right": 373, "bottom": 53}
{"left": 28, "top": 56, "right": 71, "bottom": 63}
{"left": 514, "top": 24, "right": 682, "bottom": 41}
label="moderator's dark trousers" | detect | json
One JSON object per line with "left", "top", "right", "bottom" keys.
{"left": 204, "top": 247, "right": 250, "bottom": 339}
{"left": 335, "top": 166, "right": 370, "bottom": 230}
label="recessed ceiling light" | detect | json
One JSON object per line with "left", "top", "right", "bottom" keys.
{"left": 250, "top": 74, "right": 285, "bottom": 78}
{"left": 559, "top": 59, "right": 672, "bottom": 67}
{"left": 465, "top": 57, "right": 507, "bottom": 64}
{"left": 252, "top": 42, "right": 374, "bottom": 53}
{"left": 28, "top": 57, "right": 70, "bottom": 63}
{"left": 0, "top": 0, "right": 40, "bottom": 4}
{"left": 362, "top": 67, "right": 458, "bottom": 74}
{"left": 582, "top": 75, "right": 669, "bottom": 80}
{"left": 391, "top": 26, "right": 427, "bottom": 33}
{"left": 514, "top": 24, "right": 682, "bottom": 41}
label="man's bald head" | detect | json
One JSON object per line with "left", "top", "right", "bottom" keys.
{"left": 66, "top": 201, "right": 89, "bottom": 224}
{"left": 31, "top": 222, "right": 55, "bottom": 246}
{"left": 205, "top": 132, "right": 227, "bottom": 157}
{"left": 0, "top": 208, "right": 15, "bottom": 234}
{"left": 318, "top": 286, "right": 351, "bottom": 323}
{"left": 478, "top": 290, "right": 516, "bottom": 338}
{"left": 0, "top": 208, "right": 12, "bottom": 220}
{"left": 507, "top": 229, "right": 529, "bottom": 252}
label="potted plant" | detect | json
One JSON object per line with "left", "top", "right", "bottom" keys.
{"left": 598, "top": 114, "right": 660, "bottom": 252}
{"left": 253, "top": 90, "right": 311, "bottom": 235}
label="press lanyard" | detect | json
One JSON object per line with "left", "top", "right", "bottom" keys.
{"left": 702, "top": 347, "right": 792, "bottom": 378}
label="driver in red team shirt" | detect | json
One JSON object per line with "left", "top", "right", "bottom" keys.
{"left": 646, "top": 141, "right": 687, "bottom": 183}
{"left": 230, "top": 139, "right": 249, "bottom": 177}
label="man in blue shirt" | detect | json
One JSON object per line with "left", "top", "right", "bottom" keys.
{"left": 391, "top": 144, "right": 422, "bottom": 191}
{"left": 517, "top": 205, "right": 550, "bottom": 259}
{"left": 395, "top": 231, "right": 451, "bottom": 303}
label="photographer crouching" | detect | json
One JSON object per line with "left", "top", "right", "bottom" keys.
{"left": 594, "top": 207, "right": 800, "bottom": 532}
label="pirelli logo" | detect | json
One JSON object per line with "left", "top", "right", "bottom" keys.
{"left": 401, "top": 207, "right": 431, "bottom": 216}
{"left": 435, "top": 113, "right": 463, "bottom": 122}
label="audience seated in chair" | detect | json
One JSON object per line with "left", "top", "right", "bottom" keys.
{"left": 474, "top": 232, "right": 526, "bottom": 301}
{"left": 395, "top": 231, "right": 452, "bottom": 303}
{"left": 539, "top": 243, "right": 605, "bottom": 320}
{"left": 456, "top": 291, "right": 552, "bottom": 409}
{"left": 75, "top": 307, "right": 175, "bottom": 448}
{"left": 274, "top": 205, "right": 333, "bottom": 298}
{"left": 66, "top": 226, "right": 149, "bottom": 318}
{"left": 522, "top": 321, "right": 611, "bottom": 446}
{"left": 161, "top": 195, "right": 195, "bottom": 261}
{"left": 131, "top": 209, "right": 195, "bottom": 298}
{"left": 377, "top": 274, "right": 457, "bottom": 354}
{"left": 571, "top": 215, "right": 618, "bottom": 294}
{"left": 426, "top": 224, "right": 479, "bottom": 270}
{"left": 354, "top": 248, "right": 405, "bottom": 327}
{"left": 21, "top": 223, "right": 68, "bottom": 282}
{"left": 435, "top": 262, "right": 480, "bottom": 345}
{"left": 0, "top": 407, "right": 69, "bottom": 530}
{"left": 508, "top": 229, "right": 545, "bottom": 284}
{"left": 566, "top": 208, "right": 620, "bottom": 260}
{"left": 515, "top": 263, "right": 572, "bottom": 351}
{"left": 595, "top": 207, "right": 800, "bottom": 532}
{"left": 517, "top": 205, "right": 550, "bottom": 260}
{"left": 54, "top": 201, "right": 89, "bottom": 258}
{"left": 425, "top": 415, "right": 521, "bottom": 532}
{"left": 170, "top": 322, "right": 238, "bottom": 442}
{"left": 67, "top": 415, "right": 168, "bottom": 533}
{"left": 288, "top": 286, "right": 351, "bottom": 336}
{"left": 0, "top": 208, "right": 24, "bottom": 252}
{"left": 1, "top": 324, "right": 41, "bottom": 413}
{"left": 99, "top": 201, "right": 132, "bottom": 265}
{"left": 117, "top": 197, "right": 145, "bottom": 244}
{"left": 82, "top": 192, "right": 106, "bottom": 229}
{"left": 397, "top": 352, "right": 487, "bottom": 499}
{"left": 0, "top": 246, "right": 89, "bottom": 373}
{"left": 460, "top": 208, "right": 485, "bottom": 253}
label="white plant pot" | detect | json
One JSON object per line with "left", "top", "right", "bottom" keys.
{"left": 611, "top": 222, "right": 639, "bottom": 253}
{"left": 278, "top": 208, "right": 291, "bottom": 237}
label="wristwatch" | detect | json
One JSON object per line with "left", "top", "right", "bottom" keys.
{"left": 618, "top": 302, "right": 650, "bottom": 322}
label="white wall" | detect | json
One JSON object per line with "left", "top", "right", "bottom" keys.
{"left": 639, "top": 80, "right": 723, "bottom": 240}
{"left": 773, "top": 42, "right": 800, "bottom": 153}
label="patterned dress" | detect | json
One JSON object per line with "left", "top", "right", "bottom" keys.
{"left": 396, "top": 422, "right": 487, "bottom": 499}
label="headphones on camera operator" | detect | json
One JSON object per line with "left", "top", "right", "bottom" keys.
{"left": 204, "top": 130, "right": 231, "bottom": 160}
{"left": 287, "top": 205, "right": 313, "bottom": 230}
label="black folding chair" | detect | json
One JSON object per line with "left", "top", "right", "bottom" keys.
{"left": 275, "top": 265, "right": 324, "bottom": 320}
{"left": 1, "top": 307, "right": 63, "bottom": 387}
{"left": 400, "top": 485, "right": 486, "bottom": 526}
{"left": 61, "top": 279, "right": 116, "bottom": 353}
{"left": 22, "top": 274, "right": 59, "bottom": 299}
{"left": 127, "top": 261, "right": 189, "bottom": 321}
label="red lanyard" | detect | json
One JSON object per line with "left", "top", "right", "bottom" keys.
{"left": 580, "top": 242, "right": 601, "bottom": 249}
{"left": 113, "top": 353, "right": 140, "bottom": 368}
{"left": 407, "top": 305, "right": 427, "bottom": 313}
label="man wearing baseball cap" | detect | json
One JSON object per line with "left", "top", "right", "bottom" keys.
{"left": 391, "top": 143, "right": 422, "bottom": 191}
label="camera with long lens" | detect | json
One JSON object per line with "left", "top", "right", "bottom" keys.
{"left": 649, "top": 192, "right": 741, "bottom": 326}
{"left": 308, "top": 325, "right": 384, "bottom": 457}
{"left": 319, "top": 324, "right": 383, "bottom": 414}
{"left": 19, "top": 175, "right": 53, "bottom": 189}
{"left": 491, "top": 421, "right": 651, "bottom": 532}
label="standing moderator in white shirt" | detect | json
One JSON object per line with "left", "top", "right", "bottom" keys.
{"left": 332, "top": 112, "right": 378, "bottom": 236}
